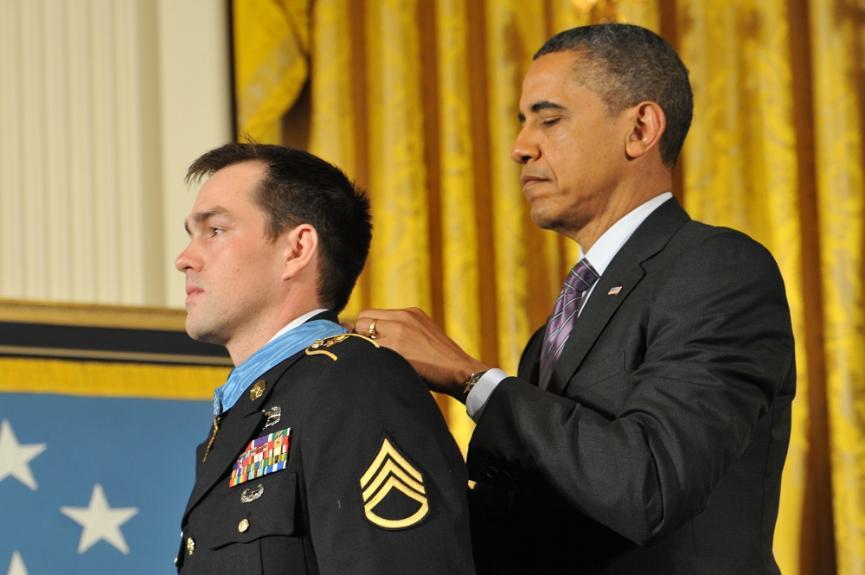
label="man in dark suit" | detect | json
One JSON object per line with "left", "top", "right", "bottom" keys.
{"left": 173, "top": 143, "right": 474, "bottom": 574}
{"left": 355, "top": 23, "right": 795, "bottom": 574}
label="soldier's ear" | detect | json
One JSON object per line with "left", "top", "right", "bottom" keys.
{"left": 624, "top": 101, "right": 665, "bottom": 161}
{"left": 281, "top": 224, "right": 318, "bottom": 281}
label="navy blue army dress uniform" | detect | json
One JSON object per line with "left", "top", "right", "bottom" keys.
{"left": 176, "top": 326, "right": 474, "bottom": 574}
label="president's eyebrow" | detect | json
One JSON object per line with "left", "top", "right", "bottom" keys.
{"left": 518, "top": 100, "right": 566, "bottom": 123}
{"left": 183, "top": 206, "right": 230, "bottom": 235}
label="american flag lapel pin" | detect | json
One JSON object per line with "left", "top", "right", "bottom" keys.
{"left": 608, "top": 285, "right": 623, "bottom": 296}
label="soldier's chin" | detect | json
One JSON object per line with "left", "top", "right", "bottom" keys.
{"left": 185, "top": 318, "right": 222, "bottom": 345}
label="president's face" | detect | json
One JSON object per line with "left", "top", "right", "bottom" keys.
{"left": 512, "top": 51, "right": 632, "bottom": 237}
{"left": 175, "top": 161, "right": 286, "bottom": 348}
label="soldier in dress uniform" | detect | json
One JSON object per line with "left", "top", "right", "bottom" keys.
{"left": 173, "top": 143, "right": 474, "bottom": 574}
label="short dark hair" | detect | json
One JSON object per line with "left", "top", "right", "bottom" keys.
{"left": 187, "top": 143, "right": 371, "bottom": 312}
{"left": 535, "top": 23, "right": 693, "bottom": 167}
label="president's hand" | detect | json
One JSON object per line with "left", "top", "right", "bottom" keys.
{"left": 353, "top": 308, "right": 488, "bottom": 401}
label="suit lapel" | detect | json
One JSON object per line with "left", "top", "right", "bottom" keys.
{"left": 546, "top": 199, "right": 690, "bottom": 395}
{"left": 182, "top": 350, "right": 306, "bottom": 520}
{"left": 547, "top": 264, "right": 645, "bottom": 395}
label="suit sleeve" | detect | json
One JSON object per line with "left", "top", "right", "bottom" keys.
{"left": 300, "top": 344, "right": 475, "bottom": 575}
{"left": 468, "top": 230, "right": 795, "bottom": 545}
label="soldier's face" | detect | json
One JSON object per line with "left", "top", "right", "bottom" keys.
{"left": 176, "top": 161, "right": 286, "bottom": 349}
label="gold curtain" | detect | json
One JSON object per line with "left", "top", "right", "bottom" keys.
{"left": 233, "top": 0, "right": 310, "bottom": 143}
{"left": 232, "top": 1, "right": 865, "bottom": 572}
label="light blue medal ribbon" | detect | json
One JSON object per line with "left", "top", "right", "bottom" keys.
{"left": 213, "top": 319, "right": 346, "bottom": 416}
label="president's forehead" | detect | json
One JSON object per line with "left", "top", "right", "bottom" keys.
{"left": 519, "top": 51, "right": 606, "bottom": 115}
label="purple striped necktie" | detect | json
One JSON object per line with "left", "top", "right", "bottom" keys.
{"left": 538, "top": 259, "right": 600, "bottom": 389}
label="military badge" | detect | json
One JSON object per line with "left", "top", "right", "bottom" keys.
{"left": 240, "top": 483, "right": 264, "bottom": 503}
{"left": 262, "top": 405, "right": 282, "bottom": 428}
{"left": 229, "top": 427, "right": 291, "bottom": 487}
{"left": 249, "top": 379, "right": 267, "bottom": 401}
{"left": 359, "top": 437, "right": 429, "bottom": 529}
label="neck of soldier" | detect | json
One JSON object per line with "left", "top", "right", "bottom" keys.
{"left": 570, "top": 164, "right": 672, "bottom": 253}
{"left": 224, "top": 285, "right": 323, "bottom": 366}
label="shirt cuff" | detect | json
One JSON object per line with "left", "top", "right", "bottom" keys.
{"left": 466, "top": 368, "right": 509, "bottom": 421}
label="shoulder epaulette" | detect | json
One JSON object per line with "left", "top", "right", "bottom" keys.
{"left": 305, "top": 333, "right": 380, "bottom": 361}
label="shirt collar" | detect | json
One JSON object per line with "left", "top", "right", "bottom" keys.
{"left": 584, "top": 193, "right": 673, "bottom": 274}
{"left": 268, "top": 308, "right": 331, "bottom": 343}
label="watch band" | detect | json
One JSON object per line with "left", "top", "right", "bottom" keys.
{"left": 463, "top": 370, "right": 487, "bottom": 397}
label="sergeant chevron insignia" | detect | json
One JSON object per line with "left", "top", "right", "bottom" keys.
{"left": 359, "top": 437, "right": 429, "bottom": 530}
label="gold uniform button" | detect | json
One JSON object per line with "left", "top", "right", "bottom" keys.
{"left": 249, "top": 380, "right": 266, "bottom": 401}
{"left": 186, "top": 537, "right": 195, "bottom": 555}
{"left": 238, "top": 518, "right": 250, "bottom": 533}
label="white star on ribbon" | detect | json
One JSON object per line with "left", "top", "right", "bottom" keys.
{"left": 6, "top": 551, "right": 28, "bottom": 575}
{"left": 60, "top": 484, "right": 139, "bottom": 555}
{"left": 0, "top": 419, "right": 46, "bottom": 490}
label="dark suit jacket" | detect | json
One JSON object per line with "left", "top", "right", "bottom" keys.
{"left": 468, "top": 199, "right": 795, "bottom": 574}
{"left": 177, "top": 320, "right": 474, "bottom": 575}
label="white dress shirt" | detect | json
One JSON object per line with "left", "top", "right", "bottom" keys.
{"left": 268, "top": 308, "right": 331, "bottom": 343}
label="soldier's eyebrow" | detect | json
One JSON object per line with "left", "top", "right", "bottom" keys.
{"left": 184, "top": 206, "right": 230, "bottom": 235}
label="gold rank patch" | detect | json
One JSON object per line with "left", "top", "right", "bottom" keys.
{"left": 359, "top": 437, "right": 429, "bottom": 530}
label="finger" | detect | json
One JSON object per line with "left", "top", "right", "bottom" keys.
{"left": 360, "top": 308, "right": 435, "bottom": 334}
{"left": 356, "top": 308, "right": 408, "bottom": 322}
{"left": 355, "top": 310, "right": 400, "bottom": 337}
{"left": 354, "top": 316, "right": 384, "bottom": 339}
{"left": 351, "top": 317, "right": 369, "bottom": 334}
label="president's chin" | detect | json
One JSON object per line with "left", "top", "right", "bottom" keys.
{"left": 530, "top": 203, "right": 588, "bottom": 239}
{"left": 530, "top": 207, "right": 567, "bottom": 233}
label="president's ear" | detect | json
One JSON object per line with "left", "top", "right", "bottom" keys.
{"left": 282, "top": 224, "right": 318, "bottom": 280}
{"left": 625, "top": 101, "right": 666, "bottom": 160}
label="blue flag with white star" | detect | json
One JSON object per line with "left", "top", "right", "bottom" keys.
{"left": 0, "top": 311, "right": 230, "bottom": 575}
